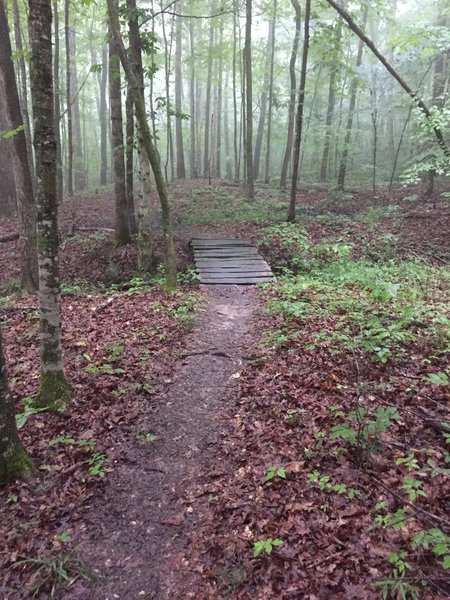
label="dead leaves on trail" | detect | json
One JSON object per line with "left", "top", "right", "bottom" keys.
{"left": 0, "top": 289, "right": 192, "bottom": 599}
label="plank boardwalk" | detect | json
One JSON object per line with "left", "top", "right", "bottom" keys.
{"left": 191, "top": 238, "right": 275, "bottom": 285}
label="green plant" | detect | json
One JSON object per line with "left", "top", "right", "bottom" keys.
{"left": 178, "top": 268, "right": 201, "bottom": 284}
{"left": 412, "top": 528, "right": 450, "bottom": 569}
{"left": 424, "top": 371, "right": 449, "bottom": 386}
{"left": 330, "top": 406, "right": 400, "bottom": 455}
{"left": 265, "top": 466, "right": 286, "bottom": 481}
{"left": 85, "top": 453, "right": 108, "bottom": 477}
{"left": 374, "top": 551, "right": 419, "bottom": 600}
{"left": 15, "top": 548, "right": 93, "bottom": 599}
{"left": 136, "top": 430, "right": 156, "bottom": 443}
{"left": 16, "top": 397, "right": 50, "bottom": 429}
{"left": 106, "top": 341, "right": 124, "bottom": 362}
{"left": 307, "top": 470, "right": 360, "bottom": 500}
{"left": 84, "top": 363, "right": 125, "bottom": 375}
{"left": 252, "top": 538, "right": 283, "bottom": 558}
{"left": 401, "top": 476, "right": 426, "bottom": 502}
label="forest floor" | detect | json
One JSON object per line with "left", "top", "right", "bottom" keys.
{"left": 0, "top": 180, "right": 449, "bottom": 599}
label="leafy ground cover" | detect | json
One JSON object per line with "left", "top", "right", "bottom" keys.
{"left": 0, "top": 180, "right": 449, "bottom": 598}
{"left": 185, "top": 220, "right": 450, "bottom": 599}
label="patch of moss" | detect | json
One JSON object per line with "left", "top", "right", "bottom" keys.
{"left": 0, "top": 445, "right": 35, "bottom": 484}
{"left": 33, "top": 370, "right": 73, "bottom": 411}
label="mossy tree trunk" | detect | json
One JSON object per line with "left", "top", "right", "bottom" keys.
{"left": 0, "top": 328, "right": 34, "bottom": 484}
{"left": 28, "top": 0, "right": 72, "bottom": 410}
{"left": 107, "top": 0, "right": 177, "bottom": 290}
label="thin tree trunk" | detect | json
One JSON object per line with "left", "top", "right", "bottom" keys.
{"left": 232, "top": 0, "right": 239, "bottom": 180}
{"left": 175, "top": 5, "right": 185, "bottom": 178}
{"left": 12, "top": 0, "right": 34, "bottom": 180}
{"left": 319, "top": 18, "right": 342, "bottom": 182}
{"left": 244, "top": 0, "right": 254, "bottom": 200}
{"left": 215, "top": 20, "right": 224, "bottom": 179}
{"left": 65, "top": 0, "right": 73, "bottom": 196}
{"left": 69, "top": 27, "right": 85, "bottom": 191}
{"left": 108, "top": 0, "right": 177, "bottom": 290}
{"left": 264, "top": 0, "right": 277, "bottom": 184}
{"left": 337, "top": 6, "right": 368, "bottom": 190}
{"left": 125, "top": 83, "right": 136, "bottom": 233}
{"left": 109, "top": 5, "right": 131, "bottom": 245}
{"left": 0, "top": 0, "right": 38, "bottom": 292}
{"left": 99, "top": 45, "right": 108, "bottom": 186}
{"left": 0, "top": 327, "right": 35, "bottom": 484}
{"left": 203, "top": 0, "right": 216, "bottom": 178}
{"left": 224, "top": 69, "right": 233, "bottom": 179}
{"left": 128, "top": 0, "right": 154, "bottom": 271}
{"left": 288, "top": 0, "right": 310, "bottom": 222}
{"left": 189, "top": 20, "right": 197, "bottom": 178}
{"left": 53, "top": 0, "right": 63, "bottom": 202}
{"left": 253, "top": 11, "right": 274, "bottom": 180}
{"left": 280, "top": 0, "right": 301, "bottom": 190}
{"left": 28, "top": 0, "right": 72, "bottom": 409}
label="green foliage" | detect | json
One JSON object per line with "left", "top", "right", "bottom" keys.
{"left": 15, "top": 548, "right": 93, "bottom": 599}
{"left": 412, "top": 528, "right": 450, "bottom": 569}
{"left": 401, "top": 476, "right": 426, "bottom": 502}
{"left": 84, "top": 363, "right": 125, "bottom": 375}
{"left": 0, "top": 124, "right": 25, "bottom": 139}
{"left": 424, "top": 371, "right": 449, "bottom": 386}
{"left": 252, "top": 538, "right": 283, "bottom": 558}
{"left": 136, "top": 430, "right": 156, "bottom": 443}
{"left": 16, "top": 397, "right": 49, "bottom": 429}
{"left": 330, "top": 406, "right": 400, "bottom": 454}
{"left": 374, "top": 551, "right": 419, "bottom": 600}
{"left": 265, "top": 466, "right": 286, "bottom": 481}
{"left": 178, "top": 268, "right": 201, "bottom": 284}
{"left": 85, "top": 453, "right": 108, "bottom": 477}
{"left": 307, "top": 470, "right": 360, "bottom": 499}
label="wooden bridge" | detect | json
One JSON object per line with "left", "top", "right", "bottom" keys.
{"left": 191, "top": 238, "right": 274, "bottom": 285}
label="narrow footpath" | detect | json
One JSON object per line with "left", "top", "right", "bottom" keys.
{"left": 67, "top": 285, "right": 261, "bottom": 600}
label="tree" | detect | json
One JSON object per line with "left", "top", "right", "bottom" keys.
{"left": 109, "top": 6, "right": 131, "bottom": 245}
{"left": 0, "top": 0, "right": 38, "bottom": 292}
{"left": 280, "top": 0, "right": 301, "bottom": 190}
{"left": 288, "top": 0, "right": 310, "bottom": 222}
{"left": 107, "top": 0, "right": 177, "bottom": 290}
{"left": 28, "top": 0, "right": 72, "bottom": 409}
{"left": 0, "top": 327, "right": 34, "bottom": 484}
{"left": 174, "top": 5, "right": 186, "bottom": 179}
{"left": 244, "top": 0, "right": 254, "bottom": 200}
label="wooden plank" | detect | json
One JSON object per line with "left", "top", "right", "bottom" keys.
{"left": 201, "top": 277, "right": 274, "bottom": 284}
{"left": 191, "top": 238, "right": 250, "bottom": 246}
{"left": 192, "top": 237, "right": 274, "bottom": 285}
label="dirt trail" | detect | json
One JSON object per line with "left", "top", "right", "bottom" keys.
{"left": 68, "top": 285, "right": 261, "bottom": 600}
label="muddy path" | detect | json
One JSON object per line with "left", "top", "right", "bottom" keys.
{"left": 67, "top": 285, "right": 261, "bottom": 599}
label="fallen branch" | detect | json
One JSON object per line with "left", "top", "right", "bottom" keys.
{"left": 0, "top": 232, "right": 19, "bottom": 242}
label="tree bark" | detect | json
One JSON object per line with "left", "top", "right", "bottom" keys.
{"left": 203, "top": 0, "right": 216, "bottom": 179}
{"left": 53, "top": 0, "right": 63, "bottom": 202}
{"left": 0, "top": 0, "right": 38, "bottom": 292}
{"left": 174, "top": 6, "right": 186, "bottom": 179}
{"left": 99, "top": 45, "right": 108, "bottom": 186}
{"left": 244, "top": 0, "right": 254, "bottom": 200}
{"left": 288, "top": 0, "right": 310, "bottom": 222}
{"left": 125, "top": 83, "right": 137, "bottom": 233}
{"left": 109, "top": 6, "right": 131, "bottom": 246}
{"left": 280, "top": 0, "right": 301, "bottom": 190}
{"left": 107, "top": 0, "right": 177, "bottom": 290}
{"left": 28, "top": 0, "right": 72, "bottom": 409}
{"left": 0, "top": 328, "right": 35, "bottom": 484}
{"left": 189, "top": 19, "right": 197, "bottom": 178}
{"left": 128, "top": 0, "right": 154, "bottom": 272}
{"left": 64, "top": 0, "right": 73, "bottom": 196}
{"left": 264, "top": 0, "right": 277, "bottom": 184}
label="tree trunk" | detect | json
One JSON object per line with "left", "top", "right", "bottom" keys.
{"left": 215, "top": 20, "right": 224, "bottom": 179}
{"left": 336, "top": 6, "right": 367, "bottom": 190}
{"left": 280, "top": 0, "right": 301, "bottom": 190}
{"left": 69, "top": 27, "right": 85, "bottom": 191}
{"left": 125, "top": 83, "right": 137, "bottom": 233}
{"left": 107, "top": 0, "right": 177, "bottom": 290}
{"left": 232, "top": 0, "right": 239, "bottom": 180}
{"left": 12, "top": 0, "right": 34, "bottom": 181}
{"left": 288, "top": 0, "right": 310, "bottom": 222}
{"left": 203, "top": 0, "right": 216, "bottom": 178}
{"left": 175, "top": 6, "right": 186, "bottom": 179}
{"left": 53, "top": 0, "right": 63, "bottom": 202}
{"left": 189, "top": 20, "right": 197, "bottom": 178}
{"left": 64, "top": 0, "right": 73, "bottom": 196}
{"left": 99, "top": 45, "right": 108, "bottom": 186}
{"left": 244, "top": 0, "right": 254, "bottom": 200}
{"left": 224, "top": 69, "right": 233, "bottom": 179}
{"left": 264, "top": 0, "right": 277, "bottom": 184}
{"left": 0, "top": 0, "right": 38, "bottom": 292}
{"left": 0, "top": 328, "right": 35, "bottom": 484}
{"left": 109, "top": 6, "right": 131, "bottom": 246}
{"left": 28, "top": 0, "right": 72, "bottom": 409}
{"left": 319, "top": 18, "right": 342, "bottom": 182}
{"left": 128, "top": 0, "right": 154, "bottom": 272}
